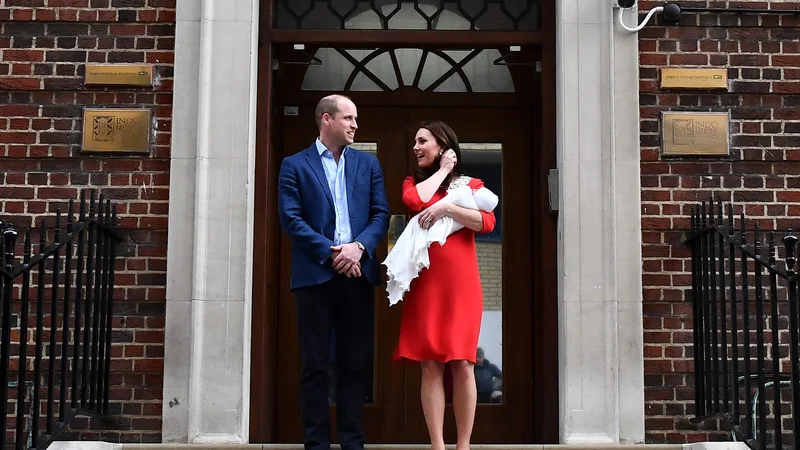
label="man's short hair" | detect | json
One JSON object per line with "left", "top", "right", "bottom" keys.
{"left": 476, "top": 347, "right": 485, "bottom": 358}
{"left": 314, "top": 95, "right": 351, "bottom": 129}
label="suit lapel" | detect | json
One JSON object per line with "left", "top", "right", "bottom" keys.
{"left": 304, "top": 147, "right": 334, "bottom": 208}
{"left": 345, "top": 148, "right": 360, "bottom": 211}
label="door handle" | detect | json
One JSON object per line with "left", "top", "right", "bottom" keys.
{"left": 387, "top": 214, "right": 407, "bottom": 253}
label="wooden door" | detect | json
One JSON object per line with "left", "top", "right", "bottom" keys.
{"left": 400, "top": 108, "right": 534, "bottom": 443}
{"left": 275, "top": 106, "right": 409, "bottom": 443}
{"left": 275, "top": 106, "right": 535, "bottom": 443}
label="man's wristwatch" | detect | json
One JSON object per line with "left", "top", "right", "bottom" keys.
{"left": 354, "top": 241, "right": 366, "bottom": 251}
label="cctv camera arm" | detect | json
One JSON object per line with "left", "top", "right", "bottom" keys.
{"left": 616, "top": 5, "right": 664, "bottom": 32}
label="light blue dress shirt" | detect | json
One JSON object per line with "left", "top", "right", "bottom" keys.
{"left": 316, "top": 138, "right": 352, "bottom": 246}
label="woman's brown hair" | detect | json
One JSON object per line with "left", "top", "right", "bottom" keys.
{"left": 413, "top": 120, "right": 464, "bottom": 188}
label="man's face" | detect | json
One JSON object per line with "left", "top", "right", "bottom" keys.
{"left": 476, "top": 354, "right": 485, "bottom": 366}
{"left": 322, "top": 98, "right": 358, "bottom": 148}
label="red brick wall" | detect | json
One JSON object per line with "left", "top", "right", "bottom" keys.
{"left": 0, "top": 0, "right": 175, "bottom": 444}
{"left": 639, "top": 0, "right": 800, "bottom": 443}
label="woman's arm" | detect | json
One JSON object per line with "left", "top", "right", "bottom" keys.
{"left": 445, "top": 204, "right": 485, "bottom": 232}
{"left": 417, "top": 198, "right": 494, "bottom": 232}
{"left": 415, "top": 168, "right": 449, "bottom": 203}
{"left": 416, "top": 149, "right": 458, "bottom": 202}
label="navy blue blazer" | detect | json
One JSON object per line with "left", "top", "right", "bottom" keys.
{"left": 277, "top": 144, "right": 391, "bottom": 290}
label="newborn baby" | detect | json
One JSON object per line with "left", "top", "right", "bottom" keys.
{"left": 382, "top": 178, "right": 499, "bottom": 305}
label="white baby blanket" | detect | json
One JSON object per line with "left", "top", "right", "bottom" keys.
{"left": 382, "top": 178, "right": 498, "bottom": 306}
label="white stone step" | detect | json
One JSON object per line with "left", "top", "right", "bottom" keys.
{"left": 48, "top": 443, "right": 745, "bottom": 450}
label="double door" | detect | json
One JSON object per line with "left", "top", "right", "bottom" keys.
{"left": 275, "top": 106, "right": 535, "bottom": 443}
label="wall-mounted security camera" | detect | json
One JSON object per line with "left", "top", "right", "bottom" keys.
{"left": 616, "top": 2, "right": 663, "bottom": 32}
{"left": 662, "top": 3, "right": 682, "bottom": 21}
{"left": 614, "top": 1, "right": 681, "bottom": 31}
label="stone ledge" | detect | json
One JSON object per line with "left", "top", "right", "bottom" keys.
{"left": 48, "top": 443, "right": 747, "bottom": 450}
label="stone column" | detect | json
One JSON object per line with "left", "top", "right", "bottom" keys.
{"left": 556, "top": 0, "right": 645, "bottom": 443}
{"left": 163, "top": 0, "right": 260, "bottom": 443}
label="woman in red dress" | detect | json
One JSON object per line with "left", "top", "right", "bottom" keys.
{"left": 393, "top": 120, "right": 495, "bottom": 450}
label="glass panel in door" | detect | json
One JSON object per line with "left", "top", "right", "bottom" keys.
{"left": 460, "top": 143, "right": 504, "bottom": 405}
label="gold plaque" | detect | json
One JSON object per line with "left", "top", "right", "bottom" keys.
{"left": 660, "top": 68, "right": 727, "bottom": 90}
{"left": 662, "top": 111, "right": 729, "bottom": 156}
{"left": 82, "top": 108, "right": 151, "bottom": 153}
{"left": 85, "top": 64, "right": 153, "bottom": 86}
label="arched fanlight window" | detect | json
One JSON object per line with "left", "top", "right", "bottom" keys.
{"left": 275, "top": 0, "right": 541, "bottom": 31}
{"left": 289, "top": 2, "right": 526, "bottom": 93}
{"left": 300, "top": 48, "right": 515, "bottom": 93}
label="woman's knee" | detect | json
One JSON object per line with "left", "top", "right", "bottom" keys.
{"left": 449, "top": 360, "right": 474, "bottom": 380}
{"left": 421, "top": 360, "right": 445, "bottom": 376}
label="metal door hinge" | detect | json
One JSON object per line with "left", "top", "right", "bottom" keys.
{"left": 547, "top": 168, "right": 559, "bottom": 215}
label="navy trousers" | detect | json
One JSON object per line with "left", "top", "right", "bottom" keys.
{"left": 294, "top": 275, "right": 375, "bottom": 450}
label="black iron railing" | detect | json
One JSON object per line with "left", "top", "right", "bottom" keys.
{"left": 0, "top": 191, "right": 121, "bottom": 450}
{"left": 688, "top": 197, "right": 799, "bottom": 450}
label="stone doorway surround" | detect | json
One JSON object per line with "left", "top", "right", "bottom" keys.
{"left": 162, "top": 0, "right": 645, "bottom": 444}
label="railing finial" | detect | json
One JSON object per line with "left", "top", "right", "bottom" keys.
{"left": 740, "top": 213, "right": 747, "bottom": 246}
{"left": 769, "top": 232, "right": 776, "bottom": 265}
{"left": 38, "top": 218, "right": 47, "bottom": 254}
{"left": 67, "top": 199, "right": 74, "bottom": 233}
{"left": 2, "top": 224, "right": 18, "bottom": 269}
{"left": 784, "top": 231, "right": 798, "bottom": 274}
{"left": 89, "top": 189, "right": 96, "bottom": 218}
{"left": 23, "top": 229, "right": 31, "bottom": 264}
{"left": 727, "top": 203, "right": 734, "bottom": 237}
{"left": 79, "top": 190, "right": 86, "bottom": 220}
{"left": 754, "top": 221, "right": 762, "bottom": 250}
{"left": 54, "top": 208, "right": 62, "bottom": 243}
{"left": 701, "top": 201, "right": 708, "bottom": 227}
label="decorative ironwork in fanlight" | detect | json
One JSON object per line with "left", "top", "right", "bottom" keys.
{"left": 300, "top": 48, "right": 515, "bottom": 93}
{"left": 275, "top": 0, "right": 541, "bottom": 31}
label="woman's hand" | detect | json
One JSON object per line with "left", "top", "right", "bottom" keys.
{"left": 439, "top": 149, "right": 457, "bottom": 173}
{"left": 415, "top": 149, "right": 457, "bottom": 203}
{"left": 418, "top": 201, "right": 451, "bottom": 230}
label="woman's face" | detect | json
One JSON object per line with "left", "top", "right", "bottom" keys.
{"left": 413, "top": 128, "right": 442, "bottom": 168}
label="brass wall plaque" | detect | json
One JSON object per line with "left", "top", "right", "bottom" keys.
{"left": 662, "top": 111, "right": 729, "bottom": 156}
{"left": 82, "top": 108, "right": 151, "bottom": 153}
{"left": 660, "top": 68, "right": 727, "bottom": 90}
{"left": 85, "top": 64, "right": 153, "bottom": 86}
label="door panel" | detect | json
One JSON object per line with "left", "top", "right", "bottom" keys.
{"left": 276, "top": 106, "right": 534, "bottom": 443}
{"left": 275, "top": 107, "right": 407, "bottom": 443}
{"left": 402, "top": 108, "right": 533, "bottom": 443}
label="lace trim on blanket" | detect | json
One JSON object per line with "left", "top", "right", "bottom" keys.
{"left": 447, "top": 176, "right": 473, "bottom": 192}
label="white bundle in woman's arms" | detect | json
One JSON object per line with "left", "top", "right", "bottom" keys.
{"left": 449, "top": 184, "right": 498, "bottom": 216}
{"left": 382, "top": 183, "right": 498, "bottom": 305}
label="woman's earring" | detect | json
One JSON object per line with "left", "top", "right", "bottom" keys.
{"left": 438, "top": 150, "right": 443, "bottom": 156}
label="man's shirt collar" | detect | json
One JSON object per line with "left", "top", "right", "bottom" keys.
{"left": 316, "top": 138, "right": 349, "bottom": 156}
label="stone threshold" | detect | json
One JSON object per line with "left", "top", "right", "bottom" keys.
{"left": 49, "top": 443, "right": 746, "bottom": 450}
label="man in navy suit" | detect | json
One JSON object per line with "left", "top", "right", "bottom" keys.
{"left": 278, "top": 94, "right": 390, "bottom": 450}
